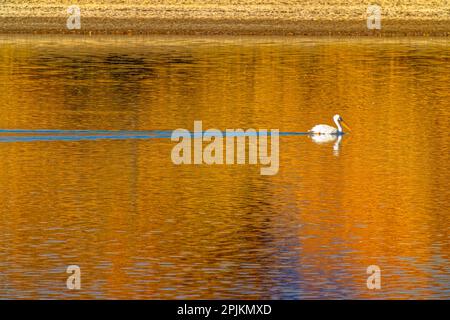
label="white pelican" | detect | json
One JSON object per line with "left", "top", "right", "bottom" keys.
{"left": 309, "top": 114, "right": 351, "bottom": 135}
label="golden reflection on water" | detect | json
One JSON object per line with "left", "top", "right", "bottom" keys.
{"left": 0, "top": 36, "right": 449, "bottom": 299}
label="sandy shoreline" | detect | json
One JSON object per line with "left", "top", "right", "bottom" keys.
{"left": 0, "top": 1, "right": 449, "bottom": 36}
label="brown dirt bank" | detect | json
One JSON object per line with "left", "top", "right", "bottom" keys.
{"left": 0, "top": 1, "right": 449, "bottom": 36}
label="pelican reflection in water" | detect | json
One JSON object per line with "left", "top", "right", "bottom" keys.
{"left": 310, "top": 134, "right": 343, "bottom": 156}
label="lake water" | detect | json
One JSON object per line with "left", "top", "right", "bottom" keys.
{"left": 0, "top": 35, "right": 448, "bottom": 299}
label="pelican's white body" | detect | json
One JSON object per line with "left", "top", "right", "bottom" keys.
{"left": 310, "top": 133, "right": 338, "bottom": 143}
{"left": 309, "top": 124, "right": 339, "bottom": 134}
{"left": 309, "top": 114, "right": 345, "bottom": 134}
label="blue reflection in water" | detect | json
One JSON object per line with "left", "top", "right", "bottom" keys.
{"left": 0, "top": 130, "right": 312, "bottom": 143}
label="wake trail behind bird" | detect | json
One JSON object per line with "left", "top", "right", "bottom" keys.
{"left": 0, "top": 129, "right": 312, "bottom": 143}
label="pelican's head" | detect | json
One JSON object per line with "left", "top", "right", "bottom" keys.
{"left": 333, "top": 114, "right": 351, "bottom": 132}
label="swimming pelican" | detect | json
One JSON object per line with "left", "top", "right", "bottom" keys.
{"left": 309, "top": 114, "right": 351, "bottom": 135}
